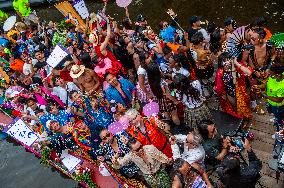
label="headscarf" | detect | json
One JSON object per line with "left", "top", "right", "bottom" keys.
{"left": 72, "top": 120, "right": 92, "bottom": 151}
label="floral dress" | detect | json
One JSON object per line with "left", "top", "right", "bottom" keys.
{"left": 136, "top": 65, "right": 155, "bottom": 103}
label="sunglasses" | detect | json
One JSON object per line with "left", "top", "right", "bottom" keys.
{"left": 102, "top": 132, "right": 111, "bottom": 140}
{"left": 251, "top": 37, "right": 258, "bottom": 41}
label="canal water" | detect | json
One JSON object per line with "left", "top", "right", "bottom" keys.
{"left": 35, "top": 0, "right": 284, "bottom": 32}
{"left": 0, "top": 0, "right": 283, "bottom": 187}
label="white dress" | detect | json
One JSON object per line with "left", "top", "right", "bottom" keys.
{"left": 136, "top": 65, "right": 154, "bottom": 103}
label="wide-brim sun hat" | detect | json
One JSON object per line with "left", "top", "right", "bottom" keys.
{"left": 70, "top": 64, "right": 85, "bottom": 79}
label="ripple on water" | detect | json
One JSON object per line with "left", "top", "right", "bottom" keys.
{"left": 0, "top": 145, "right": 9, "bottom": 170}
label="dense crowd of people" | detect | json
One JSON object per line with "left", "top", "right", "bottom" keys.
{"left": 0, "top": 0, "right": 284, "bottom": 188}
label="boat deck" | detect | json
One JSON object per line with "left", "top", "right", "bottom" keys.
{"left": 1, "top": 110, "right": 284, "bottom": 187}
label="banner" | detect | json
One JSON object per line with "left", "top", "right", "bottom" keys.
{"left": 72, "top": 0, "right": 89, "bottom": 20}
{"left": 61, "top": 150, "right": 82, "bottom": 172}
{"left": 3, "top": 118, "right": 39, "bottom": 147}
{"left": 55, "top": 1, "right": 86, "bottom": 30}
{"left": 46, "top": 43, "right": 69, "bottom": 68}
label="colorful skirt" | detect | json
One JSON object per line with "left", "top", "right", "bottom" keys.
{"left": 136, "top": 83, "right": 155, "bottom": 104}
{"left": 143, "top": 168, "right": 172, "bottom": 188}
{"left": 184, "top": 103, "right": 212, "bottom": 129}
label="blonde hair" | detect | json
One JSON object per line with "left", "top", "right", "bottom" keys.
{"left": 124, "top": 109, "right": 140, "bottom": 122}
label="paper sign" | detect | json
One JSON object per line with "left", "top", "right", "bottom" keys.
{"left": 4, "top": 118, "right": 39, "bottom": 147}
{"left": 61, "top": 150, "right": 82, "bottom": 172}
{"left": 73, "top": 0, "right": 89, "bottom": 19}
{"left": 55, "top": 1, "right": 86, "bottom": 29}
{"left": 46, "top": 43, "right": 69, "bottom": 68}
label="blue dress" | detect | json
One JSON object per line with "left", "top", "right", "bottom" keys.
{"left": 105, "top": 78, "right": 135, "bottom": 107}
{"left": 40, "top": 110, "right": 74, "bottom": 132}
{"left": 87, "top": 107, "right": 114, "bottom": 129}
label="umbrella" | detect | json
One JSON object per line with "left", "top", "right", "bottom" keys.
{"left": 269, "top": 33, "right": 284, "bottom": 49}
{"left": 116, "top": 0, "right": 132, "bottom": 7}
{"left": 108, "top": 117, "right": 130, "bottom": 135}
{"left": 3, "top": 16, "right": 17, "bottom": 32}
{"left": 4, "top": 86, "right": 24, "bottom": 98}
{"left": 226, "top": 26, "right": 246, "bottom": 57}
{"left": 108, "top": 121, "right": 124, "bottom": 135}
{"left": 143, "top": 101, "right": 160, "bottom": 117}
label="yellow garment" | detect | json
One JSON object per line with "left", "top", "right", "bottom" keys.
{"left": 0, "top": 67, "right": 10, "bottom": 84}
{"left": 7, "top": 30, "right": 20, "bottom": 43}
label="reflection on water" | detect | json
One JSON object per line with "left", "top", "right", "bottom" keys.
{"left": 1, "top": 0, "right": 283, "bottom": 187}
{"left": 36, "top": 0, "right": 284, "bottom": 32}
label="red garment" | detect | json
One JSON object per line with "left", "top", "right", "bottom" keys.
{"left": 214, "top": 62, "right": 252, "bottom": 119}
{"left": 59, "top": 70, "right": 73, "bottom": 82}
{"left": 127, "top": 117, "right": 173, "bottom": 158}
{"left": 94, "top": 46, "right": 125, "bottom": 78}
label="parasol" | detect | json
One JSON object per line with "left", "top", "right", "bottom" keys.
{"left": 269, "top": 33, "right": 284, "bottom": 49}
{"left": 3, "top": 16, "right": 17, "bottom": 32}
{"left": 4, "top": 86, "right": 24, "bottom": 98}
{"left": 108, "top": 116, "right": 130, "bottom": 135}
{"left": 108, "top": 121, "right": 124, "bottom": 135}
{"left": 226, "top": 26, "right": 246, "bottom": 57}
{"left": 143, "top": 101, "right": 160, "bottom": 117}
{"left": 116, "top": 0, "right": 132, "bottom": 7}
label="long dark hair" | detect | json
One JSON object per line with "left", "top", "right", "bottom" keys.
{"left": 146, "top": 63, "right": 164, "bottom": 99}
{"left": 218, "top": 52, "right": 230, "bottom": 69}
{"left": 209, "top": 28, "right": 222, "bottom": 54}
{"left": 173, "top": 74, "right": 201, "bottom": 102}
{"left": 197, "top": 119, "right": 214, "bottom": 140}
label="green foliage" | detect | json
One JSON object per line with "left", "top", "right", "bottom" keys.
{"left": 74, "top": 172, "right": 98, "bottom": 188}
{"left": 40, "top": 147, "right": 51, "bottom": 167}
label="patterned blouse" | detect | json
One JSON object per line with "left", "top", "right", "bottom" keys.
{"left": 114, "top": 145, "right": 170, "bottom": 175}
{"left": 97, "top": 135, "right": 139, "bottom": 177}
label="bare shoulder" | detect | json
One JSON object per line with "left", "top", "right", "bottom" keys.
{"left": 172, "top": 175, "right": 182, "bottom": 188}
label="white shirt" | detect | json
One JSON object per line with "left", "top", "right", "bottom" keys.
{"left": 52, "top": 82, "right": 80, "bottom": 105}
{"left": 171, "top": 134, "right": 205, "bottom": 165}
{"left": 23, "top": 63, "right": 33, "bottom": 76}
{"left": 172, "top": 67, "right": 190, "bottom": 78}
{"left": 24, "top": 104, "right": 46, "bottom": 125}
{"left": 198, "top": 28, "right": 210, "bottom": 42}
{"left": 176, "top": 80, "right": 203, "bottom": 109}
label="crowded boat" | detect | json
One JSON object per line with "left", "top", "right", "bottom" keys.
{"left": 0, "top": 0, "right": 283, "bottom": 187}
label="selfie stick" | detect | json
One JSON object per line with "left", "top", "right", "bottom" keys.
{"left": 167, "top": 14, "right": 185, "bottom": 33}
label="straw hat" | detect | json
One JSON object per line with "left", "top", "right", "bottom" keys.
{"left": 89, "top": 30, "right": 99, "bottom": 46}
{"left": 15, "top": 22, "right": 26, "bottom": 32}
{"left": 70, "top": 64, "right": 85, "bottom": 79}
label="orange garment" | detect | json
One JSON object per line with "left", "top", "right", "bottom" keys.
{"left": 166, "top": 42, "right": 181, "bottom": 53}
{"left": 264, "top": 27, "right": 272, "bottom": 41}
{"left": 10, "top": 59, "right": 24, "bottom": 72}
{"left": 127, "top": 117, "right": 173, "bottom": 158}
